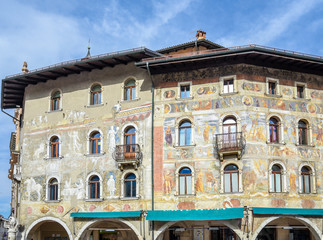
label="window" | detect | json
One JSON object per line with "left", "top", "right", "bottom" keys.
{"left": 49, "top": 178, "right": 58, "bottom": 201}
{"left": 298, "top": 120, "right": 307, "bottom": 145}
{"left": 124, "top": 127, "right": 136, "bottom": 157}
{"left": 124, "top": 173, "right": 136, "bottom": 198}
{"left": 90, "top": 131, "right": 101, "bottom": 154}
{"left": 268, "top": 81, "right": 276, "bottom": 95}
{"left": 297, "top": 85, "right": 304, "bottom": 98}
{"left": 51, "top": 91, "right": 60, "bottom": 111}
{"left": 89, "top": 175, "right": 100, "bottom": 199}
{"left": 223, "top": 79, "right": 234, "bottom": 94}
{"left": 179, "top": 120, "right": 191, "bottom": 146}
{"left": 180, "top": 85, "right": 190, "bottom": 98}
{"left": 301, "top": 166, "right": 311, "bottom": 193}
{"left": 50, "top": 136, "right": 59, "bottom": 158}
{"left": 179, "top": 168, "right": 192, "bottom": 195}
{"left": 124, "top": 80, "right": 136, "bottom": 101}
{"left": 223, "top": 117, "right": 237, "bottom": 148}
{"left": 271, "top": 165, "right": 282, "bottom": 193}
{"left": 269, "top": 117, "right": 279, "bottom": 143}
{"left": 266, "top": 78, "right": 280, "bottom": 96}
{"left": 224, "top": 164, "right": 239, "bottom": 193}
{"left": 90, "top": 84, "right": 101, "bottom": 105}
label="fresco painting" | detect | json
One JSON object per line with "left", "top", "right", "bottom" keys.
{"left": 164, "top": 96, "right": 322, "bottom": 114}
{"left": 164, "top": 170, "right": 175, "bottom": 194}
{"left": 164, "top": 90, "right": 175, "bottom": 99}
{"left": 196, "top": 86, "right": 216, "bottom": 95}
{"left": 242, "top": 82, "right": 261, "bottom": 92}
{"left": 282, "top": 87, "right": 292, "bottom": 96}
{"left": 311, "top": 90, "right": 322, "bottom": 100}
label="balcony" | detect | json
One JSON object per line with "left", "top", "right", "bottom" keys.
{"left": 113, "top": 144, "right": 142, "bottom": 170}
{"left": 215, "top": 132, "right": 246, "bottom": 161}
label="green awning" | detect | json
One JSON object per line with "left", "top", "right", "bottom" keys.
{"left": 71, "top": 211, "right": 141, "bottom": 218}
{"left": 147, "top": 208, "right": 244, "bottom": 221}
{"left": 253, "top": 207, "right": 323, "bottom": 216}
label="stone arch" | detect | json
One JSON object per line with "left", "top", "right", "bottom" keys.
{"left": 24, "top": 216, "right": 73, "bottom": 240}
{"left": 75, "top": 218, "right": 142, "bottom": 240}
{"left": 251, "top": 216, "right": 321, "bottom": 240}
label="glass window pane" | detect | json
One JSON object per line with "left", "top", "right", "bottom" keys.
{"left": 96, "top": 183, "right": 100, "bottom": 198}
{"left": 132, "top": 180, "right": 136, "bottom": 197}
{"left": 126, "top": 88, "right": 131, "bottom": 100}
{"left": 224, "top": 173, "right": 231, "bottom": 192}
{"left": 186, "top": 176, "right": 192, "bottom": 194}
{"left": 92, "top": 140, "right": 96, "bottom": 154}
{"left": 180, "top": 128, "right": 185, "bottom": 146}
{"left": 132, "top": 87, "right": 136, "bottom": 99}
{"left": 232, "top": 173, "right": 238, "bottom": 192}
{"left": 229, "top": 83, "right": 234, "bottom": 93}
{"left": 304, "top": 175, "right": 310, "bottom": 193}
{"left": 276, "top": 173, "right": 281, "bottom": 192}
{"left": 179, "top": 176, "right": 185, "bottom": 194}
{"left": 90, "top": 183, "right": 95, "bottom": 198}
{"left": 125, "top": 181, "right": 131, "bottom": 197}
{"left": 186, "top": 128, "right": 191, "bottom": 145}
{"left": 271, "top": 173, "right": 275, "bottom": 191}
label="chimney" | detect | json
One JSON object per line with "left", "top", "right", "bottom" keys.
{"left": 196, "top": 30, "right": 206, "bottom": 40}
{"left": 21, "top": 61, "right": 29, "bottom": 73}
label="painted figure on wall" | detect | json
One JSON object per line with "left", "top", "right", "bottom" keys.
{"left": 196, "top": 171, "right": 204, "bottom": 193}
{"left": 107, "top": 175, "right": 116, "bottom": 197}
{"left": 165, "top": 126, "right": 173, "bottom": 146}
{"left": 203, "top": 123, "right": 210, "bottom": 143}
{"left": 164, "top": 170, "right": 174, "bottom": 194}
{"left": 108, "top": 126, "right": 119, "bottom": 151}
{"left": 25, "top": 178, "right": 42, "bottom": 201}
{"left": 164, "top": 90, "right": 175, "bottom": 99}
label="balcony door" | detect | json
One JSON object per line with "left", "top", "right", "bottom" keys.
{"left": 223, "top": 117, "right": 237, "bottom": 149}
{"left": 124, "top": 127, "right": 136, "bottom": 159}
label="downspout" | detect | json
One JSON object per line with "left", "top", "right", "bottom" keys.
{"left": 146, "top": 61, "right": 155, "bottom": 240}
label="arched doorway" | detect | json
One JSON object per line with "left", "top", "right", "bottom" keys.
{"left": 77, "top": 219, "right": 141, "bottom": 240}
{"left": 155, "top": 221, "right": 242, "bottom": 240}
{"left": 254, "top": 217, "right": 321, "bottom": 240}
{"left": 25, "top": 217, "right": 72, "bottom": 240}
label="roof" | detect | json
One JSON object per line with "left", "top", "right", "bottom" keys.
{"left": 137, "top": 44, "right": 323, "bottom": 76}
{"left": 1, "top": 47, "right": 162, "bottom": 109}
{"left": 157, "top": 39, "right": 224, "bottom": 54}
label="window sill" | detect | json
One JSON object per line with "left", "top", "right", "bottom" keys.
{"left": 268, "top": 191, "right": 289, "bottom": 194}
{"left": 264, "top": 93, "right": 282, "bottom": 98}
{"left": 298, "top": 192, "right": 316, "bottom": 195}
{"left": 173, "top": 144, "right": 196, "bottom": 149}
{"left": 85, "top": 103, "right": 104, "bottom": 108}
{"left": 85, "top": 153, "right": 106, "bottom": 157}
{"left": 85, "top": 198, "right": 104, "bottom": 202}
{"left": 45, "top": 200, "right": 61, "bottom": 203}
{"left": 120, "top": 197, "right": 140, "bottom": 200}
{"left": 46, "top": 109, "right": 63, "bottom": 113}
{"left": 295, "top": 144, "right": 315, "bottom": 148}
{"left": 219, "top": 91, "right": 238, "bottom": 96}
{"left": 266, "top": 141, "right": 286, "bottom": 145}
{"left": 120, "top": 98, "right": 141, "bottom": 103}
{"left": 220, "top": 191, "right": 243, "bottom": 194}
{"left": 293, "top": 97, "right": 310, "bottom": 101}
{"left": 44, "top": 156, "right": 63, "bottom": 160}
{"left": 175, "top": 96, "right": 194, "bottom": 101}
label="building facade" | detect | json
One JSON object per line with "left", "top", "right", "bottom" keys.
{"left": 2, "top": 32, "right": 323, "bottom": 240}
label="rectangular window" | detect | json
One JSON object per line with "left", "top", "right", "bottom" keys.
{"left": 297, "top": 85, "right": 304, "bottom": 98}
{"left": 223, "top": 79, "right": 234, "bottom": 94}
{"left": 268, "top": 82, "right": 276, "bottom": 95}
{"left": 180, "top": 85, "right": 190, "bottom": 98}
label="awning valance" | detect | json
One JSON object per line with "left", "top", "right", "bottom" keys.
{"left": 146, "top": 208, "right": 244, "bottom": 221}
{"left": 253, "top": 207, "right": 323, "bottom": 216}
{"left": 71, "top": 211, "right": 141, "bottom": 218}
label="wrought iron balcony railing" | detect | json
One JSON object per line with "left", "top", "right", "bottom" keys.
{"left": 113, "top": 144, "right": 142, "bottom": 170}
{"left": 215, "top": 132, "right": 246, "bottom": 160}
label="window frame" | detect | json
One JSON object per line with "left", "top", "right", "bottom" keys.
{"left": 177, "top": 81, "right": 193, "bottom": 99}
{"left": 86, "top": 173, "right": 103, "bottom": 200}
{"left": 296, "top": 119, "right": 313, "bottom": 146}
{"left": 220, "top": 161, "right": 243, "bottom": 193}
{"left": 90, "top": 131, "right": 101, "bottom": 155}
{"left": 178, "top": 120, "right": 192, "bottom": 146}
{"left": 121, "top": 170, "right": 139, "bottom": 199}
{"left": 49, "top": 89, "right": 62, "bottom": 112}
{"left": 178, "top": 167, "right": 192, "bottom": 195}
{"left": 124, "top": 173, "right": 137, "bottom": 198}
{"left": 265, "top": 78, "right": 281, "bottom": 96}
{"left": 298, "top": 164, "right": 316, "bottom": 194}
{"left": 266, "top": 114, "right": 284, "bottom": 144}
{"left": 174, "top": 117, "right": 195, "bottom": 147}
{"left": 223, "top": 164, "right": 239, "bottom": 193}
{"left": 175, "top": 165, "right": 195, "bottom": 196}
{"left": 220, "top": 75, "right": 237, "bottom": 95}
{"left": 294, "top": 82, "right": 308, "bottom": 99}
{"left": 50, "top": 136, "right": 59, "bottom": 158}
{"left": 269, "top": 161, "right": 287, "bottom": 193}
{"left": 123, "top": 79, "right": 138, "bottom": 101}
{"left": 90, "top": 84, "right": 102, "bottom": 105}
{"left": 45, "top": 176, "right": 60, "bottom": 202}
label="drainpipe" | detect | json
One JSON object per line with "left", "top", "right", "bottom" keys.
{"left": 146, "top": 62, "right": 155, "bottom": 240}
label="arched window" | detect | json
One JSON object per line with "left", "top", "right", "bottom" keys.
{"left": 89, "top": 175, "right": 100, "bottom": 199}
{"left": 124, "top": 80, "right": 136, "bottom": 101}
{"left": 51, "top": 91, "right": 60, "bottom": 111}
{"left": 301, "top": 166, "right": 311, "bottom": 193}
{"left": 90, "top": 85, "right": 101, "bottom": 105}
{"left": 298, "top": 120, "right": 307, "bottom": 145}
{"left": 90, "top": 131, "right": 101, "bottom": 154}
{"left": 223, "top": 117, "right": 237, "bottom": 148}
{"left": 269, "top": 117, "right": 279, "bottom": 143}
{"left": 271, "top": 164, "right": 282, "bottom": 193}
{"left": 50, "top": 136, "right": 59, "bottom": 158}
{"left": 124, "top": 127, "right": 136, "bottom": 158}
{"left": 179, "top": 167, "right": 192, "bottom": 195}
{"left": 179, "top": 120, "right": 191, "bottom": 146}
{"left": 224, "top": 164, "right": 239, "bottom": 193}
{"left": 49, "top": 178, "right": 58, "bottom": 201}
{"left": 124, "top": 173, "right": 136, "bottom": 198}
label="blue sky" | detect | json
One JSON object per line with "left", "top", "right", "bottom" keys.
{"left": 0, "top": 0, "right": 322, "bottom": 218}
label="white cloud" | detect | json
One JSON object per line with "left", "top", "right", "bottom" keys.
{"left": 218, "top": 0, "right": 321, "bottom": 47}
